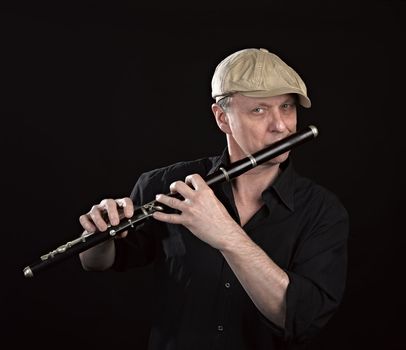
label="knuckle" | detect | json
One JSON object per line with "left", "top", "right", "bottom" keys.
{"left": 101, "top": 198, "right": 114, "bottom": 208}
{"left": 123, "top": 199, "right": 134, "bottom": 217}
{"left": 88, "top": 211, "right": 98, "bottom": 221}
{"left": 168, "top": 197, "right": 177, "bottom": 207}
{"left": 116, "top": 198, "right": 128, "bottom": 207}
{"left": 172, "top": 181, "right": 180, "bottom": 188}
{"left": 202, "top": 186, "right": 213, "bottom": 195}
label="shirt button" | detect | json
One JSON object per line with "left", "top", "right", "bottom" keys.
{"left": 217, "top": 325, "right": 224, "bottom": 331}
{"left": 225, "top": 282, "right": 230, "bottom": 288}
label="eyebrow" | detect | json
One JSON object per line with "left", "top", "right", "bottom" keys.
{"left": 254, "top": 97, "right": 296, "bottom": 107}
{"left": 281, "top": 96, "right": 297, "bottom": 104}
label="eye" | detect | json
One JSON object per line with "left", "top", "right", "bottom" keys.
{"left": 281, "top": 103, "right": 296, "bottom": 111}
{"left": 252, "top": 107, "right": 265, "bottom": 113}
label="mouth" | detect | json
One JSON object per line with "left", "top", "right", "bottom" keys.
{"left": 267, "top": 134, "right": 290, "bottom": 145}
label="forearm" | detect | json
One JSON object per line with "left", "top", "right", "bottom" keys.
{"left": 79, "top": 238, "right": 116, "bottom": 271}
{"left": 220, "top": 226, "right": 289, "bottom": 328}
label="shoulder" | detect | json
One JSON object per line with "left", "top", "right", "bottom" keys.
{"left": 290, "top": 172, "right": 350, "bottom": 251}
{"left": 294, "top": 173, "right": 349, "bottom": 223}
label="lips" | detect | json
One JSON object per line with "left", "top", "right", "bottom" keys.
{"left": 267, "top": 133, "right": 291, "bottom": 145}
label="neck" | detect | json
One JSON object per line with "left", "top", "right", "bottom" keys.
{"left": 232, "top": 163, "right": 281, "bottom": 202}
{"left": 226, "top": 137, "right": 281, "bottom": 198}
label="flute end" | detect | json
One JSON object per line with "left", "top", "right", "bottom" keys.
{"left": 308, "top": 125, "right": 319, "bottom": 138}
{"left": 23, "top": 266, "right": 33, "bottom": 278}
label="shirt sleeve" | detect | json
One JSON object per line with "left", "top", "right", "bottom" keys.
{"left": 283, "top": 197, "right": 349, "bottom": 343}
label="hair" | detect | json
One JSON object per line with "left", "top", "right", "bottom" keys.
{"left": 217, "top": 93, "right": 301, "bottom": 112}
{"left": 217, "top": 95, "right": 232, "bottom": 111}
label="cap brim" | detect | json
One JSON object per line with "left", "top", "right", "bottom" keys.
{"left": 239, "top": 88, "right": 311, "bottom": 108}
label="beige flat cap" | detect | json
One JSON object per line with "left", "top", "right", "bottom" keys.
{"left": 211, "top": 48, "right": 311, "bottom": 108}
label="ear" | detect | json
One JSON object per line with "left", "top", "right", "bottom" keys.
{"left": 211, "top": 103, "right": 232, "bottom": 134}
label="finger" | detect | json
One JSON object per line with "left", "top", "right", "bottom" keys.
{"left": 155, "top": 193, "right": 185, "bottom": 210}
{"left": 185, "top": 173, "right": 209, "bottom": 191}
{"left": 86, "top": 199, "right": 119, "bottom": 231}
{"left": 115, "top": 198, "right": 134, "bottom": 219}
{"left": 169, "top": 180, "right": 195, "bottom": 198}
{"left": 79, "top": 214, "right": 97, "bottom": 233}
{"left": 87, "top": 203, "right": 110, "bottom": 232}
{"left": 100, "top": 198, "right": 121, "bottom": 226}
{"left": 116, "top": 230, "right": 128, "bottom": 239}
{"left": 152, "top": 211, "right": 183, "bottom": 225}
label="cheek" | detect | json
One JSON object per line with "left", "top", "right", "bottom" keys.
{"left": 284, "top": 114, "right": 297, "bottom": 131}
{"left": 228, "top": 118, "right": 246, "bottom": 136}
{"left": 289, "top": 122, "right": 297, "bottom": 132}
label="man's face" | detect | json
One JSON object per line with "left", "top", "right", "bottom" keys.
{"left": 224, "top": 93, "right": 297, "bottom": 164}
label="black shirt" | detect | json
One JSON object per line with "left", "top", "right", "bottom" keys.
{"left": 113, "top": 149, "right": 349, "bottom": 350}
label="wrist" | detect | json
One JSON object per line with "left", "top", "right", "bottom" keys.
{"left": 218, "top": 221, "right": 249, "bottom": 253}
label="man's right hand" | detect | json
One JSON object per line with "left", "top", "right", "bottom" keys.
{"left": 79, "top": 197, "right": 134, "bottom": 238}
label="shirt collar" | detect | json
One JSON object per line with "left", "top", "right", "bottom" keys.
{"left": 207, "top": 147, "right": 229, "bottom": 176}
{"left": 208, "top": 147, "right": 295, "bottom": 212}
{"left": 262, "top": 159, "right": 295, "bottom": 212}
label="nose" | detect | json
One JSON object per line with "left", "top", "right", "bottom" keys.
{"left": 268, "top": 108, "right": 287, "bottom": 133}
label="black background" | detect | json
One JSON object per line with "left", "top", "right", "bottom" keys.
{"left": 2, "top": 1, "right": 405, "bottom": 349}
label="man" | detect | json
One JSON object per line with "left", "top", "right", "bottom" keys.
{"left": 79, "top": 48, "right": 349, "bottom": 349}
